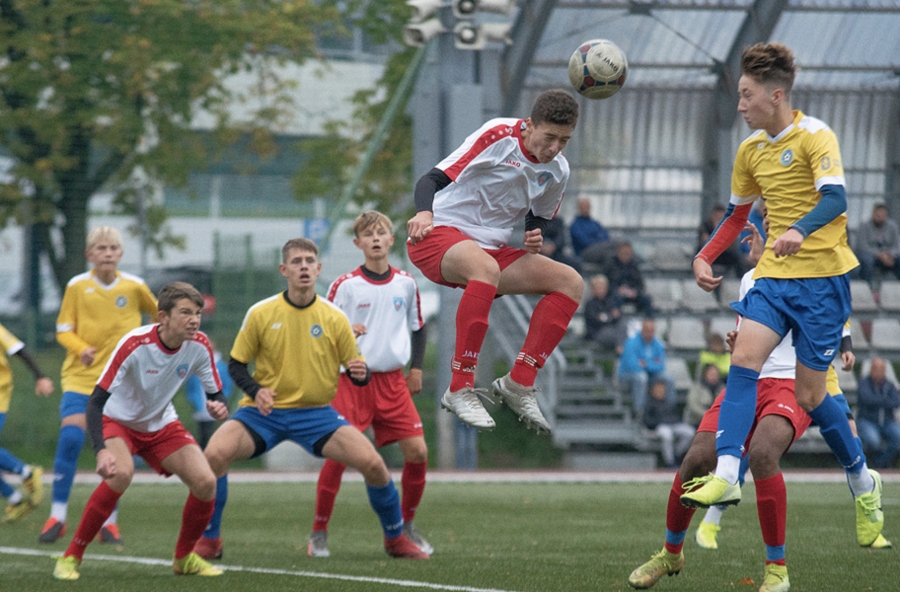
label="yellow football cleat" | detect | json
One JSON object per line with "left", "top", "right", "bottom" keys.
{"left": 3, "top": 498, "right": 35, "bottom": 523}
{"left": 680, "top": 474, "right": 741, "bottom": 509}
{"left": 695, "top": 520, "right": 721, "bottom": 550}
{"left": 53, "top": 555, "right": 81, "bottom": 581}
{"left": 22, "top": 466, "right": 44, "bottom": 506}
{"left": 173, "top": 552, "right": 223, "bottom": 576}
{"left": 855, "top": 469, "right": 885, "bottom": 547}
{"left": 868, "top": 534, "right": 892, "bottom": 549}
{"left": 758, "top": 563, "right": 790, "bottom": 592}
{"left": 628, "top": 548, "right": 684, "bottom": 589}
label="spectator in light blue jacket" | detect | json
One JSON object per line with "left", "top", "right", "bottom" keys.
{"left": 617, "top": 318, "right": 675, "bottom": 416}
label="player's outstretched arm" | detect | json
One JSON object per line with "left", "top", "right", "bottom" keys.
{"left": 692, "top": 257, "right": 722, "bottom": 292}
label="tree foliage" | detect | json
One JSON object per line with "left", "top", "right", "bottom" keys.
{"left": 0, "top": 0, "right": 342, "bottom": 287}
{"left": 293, "top": 0, "right": 417, "bottom": 231}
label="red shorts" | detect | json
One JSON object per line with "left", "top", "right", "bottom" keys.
{"left": 330, "top": 370, "right": 424, "bottom": 448}
{"left": 102, "top": 416, "right": 198, "bottom": 477}
{"left": 407, "top": 226, "right": 527, "bottom": 288}
{"left": 697, "top": 377, "right": 812, "bottom": 447}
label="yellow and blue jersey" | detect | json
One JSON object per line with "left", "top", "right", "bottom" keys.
{"left": 731, "top": 110, "right": 858, "bottom": 279}
{"left": 232, "top": 293, "right": 363, "bottom": 409}
{"left": 0, "top": 322, "right": 25, "bottom": 412}
{"left": 56, "top": 270, "right": 158, "bottom": 394}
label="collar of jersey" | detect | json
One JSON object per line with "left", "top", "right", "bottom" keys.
{"left": 359, "top": 265, "right": 393, "bottom": 284}
{"left": 90, "top": 270, "right": 121, "bottom": 290}
{"left": 282, "top": 291, "right": 317, "bottom": 310}
{"left": 515, "top": 120, "right": 540, "bottom": 164}
{"left": 152, "top": 324, "right": 183, "bottom": 354}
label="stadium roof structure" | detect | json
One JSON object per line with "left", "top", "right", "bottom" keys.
{"left": 497, "top": 0, "right": 900, "bottom": 231}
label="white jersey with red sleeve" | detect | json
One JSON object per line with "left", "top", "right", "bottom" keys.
{"left": 432, "top": 117, "right": 570, "bottom": 249}
{"left": 97, "top": 324, "right": 222, "bottom": 432}
{"left": 327, "top": 266, "right": 424, "bottom": 373}
{"left": 738, "top": 269, "right": 795, "bottom": 379}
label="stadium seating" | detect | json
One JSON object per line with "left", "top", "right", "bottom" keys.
{"left": 869, "top": 318, "right": 900, "bottom": 354}
{"left": 665, "top": 316, "right": 707, "bottom": 351}
{"left": 850, "top": 280, "right": 879, "bottom": 314}
{"left": 680, "top": 279, "right": 721, "bottom": 313}
{"left": 877, "top": 281, "right": 900, "bottom": 312}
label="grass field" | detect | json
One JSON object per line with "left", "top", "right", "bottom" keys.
{"left": 1, "top": 475, "right": 896, "bottom": 591}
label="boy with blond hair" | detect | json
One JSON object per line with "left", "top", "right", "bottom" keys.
{"left": 40, "top": 226, "right": 157, "bottom": 545}
{"left": 307, "top": 211, "right": 431, "bottom": 557}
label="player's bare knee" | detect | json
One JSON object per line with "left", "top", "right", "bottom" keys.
{"left": 192, "top": 472, "right": 218, "bottom": 501}
{"left": 561, "top": 267, "right": 584, "bottom": 302}
{"left": 356, "top": 454, "right": 390, "bottom": 486}
{"left": 747, "top": 446, "right": 780, "bottom": 478}
{"left": 794, "top": 389, "right": 824, "bottom": 412}
{"left": 404, "top": 446, "right": 428, "bottom": 464}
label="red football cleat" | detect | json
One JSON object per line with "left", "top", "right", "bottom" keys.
{"left": 384, "top": 533, "right": 430, "bottom": 559}
{"left": 193, "top": 535, "right": 223, "bottom": 560}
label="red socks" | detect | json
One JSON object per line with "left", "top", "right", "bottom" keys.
{"left": 755, "top": 473, "right": 787, "bottom": 565}
{"left": 450, "top": 280, "right": 496, "bottom": 391}
{"left": 175, "top": 493, "right": 215, "bottom": 560}
{"left": 510, "top": 293, "right": 579, "bottom": 387}
{"left": 313, "top": 459, "right": 347, "bottom": 532}
{"left": 664, "top": 473, "right": 696, "bottom": 555}
{"left": 65, "top": 481, "right": 122, "bottom": 561}
{"left": 401, "top": 461, "right": 427, "bottom": 523}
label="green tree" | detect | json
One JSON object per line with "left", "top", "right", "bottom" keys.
{"left": 293, "top": 0, "right": 417, "bottom": 234}
{"left": 0, "top": 0, "right": 342, "bottom": 288}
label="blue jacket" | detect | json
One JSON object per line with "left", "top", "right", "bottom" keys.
{"left": 618, "top": 334, "right": 667, "bottom": 376}
{"left": 569, "top": 216, "right": 610, "bottom": 255}
{"left": 857, "top": 376, "right": 900, "bottom": 425}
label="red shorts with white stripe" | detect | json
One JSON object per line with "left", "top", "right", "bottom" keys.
{"left": 102, "top": 416, "right": 199, "bottom": 477}
{"left": 407, "top": 226, "right": 527, "bottom": 289}
{"left": 330, "top": 370, "right": 424, "bottom": 448}
{"left": 697, "top": 377, "right": 812, "bottom": 446}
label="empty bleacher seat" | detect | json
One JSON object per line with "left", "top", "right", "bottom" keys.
{"left": 850, "top": 280, "right": 879, "bottom": 314}
{"left": 666, "top": 316, "right": 707, "bottom": 351}
{"left": 878, "top": 281, "right": 900, "bottom": 312}
{"left": 645, "top": 278, "right": 681, "bottom": 314}
{"left": 717, "top": 278, "right": 742, "bottom": 308}
{"left": 850, "top": 321, "right": 871, "bottom": 352}
{"left": 667, "top": 356, "right": 693, "bottom": 393}
{"left": 869, "top": 318, "right": 900, "bottom": 353}
{"left": 709, "top": 315, "right": 738, "bottom": 340}
{"left": 650, "top": 240, "right": 693, "bottom": 273}
{"left": 680, "top": 279, "right": 721, "bottom": 314}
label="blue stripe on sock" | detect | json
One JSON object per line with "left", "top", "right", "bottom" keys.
{"left": 766, "top": 544, "right": 785, "bottom": 562}
{"left": 716, "top": 365, "right": 760, "bottom": 458}
{"left": 808, "top": 395, "right": 865, "bottom": 472}
{"left": 52, "top": 425, "right": 85, "bottom": 504}
{"left": 204, "top": 474, "right": 228, "bottom": 539}
{"left": 366, "top": 481, "right": 403, "bottom": 539}
{"left": 665, "top": 529, "right": 687, "bottom": 546}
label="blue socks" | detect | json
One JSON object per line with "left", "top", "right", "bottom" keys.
{"left": 0, "top": 447, "right": 25, "bottom": 475}
{"left": 52, "top": 425, "right": 85, "bottom": 504}
{"left": 766, "top": 545, "right": 786, "bottom": 563}
{"left": 366, "top": 481, "right": 403, "bottom": 539}
{"left": 808, "top": 395, "right": 865, "bottom": 473}
{"left": 665, "top": 529, "right": 687, "bottom": 547}
{"left": 203, "top": 474, "right": 228, "bottom": 539}
{"left": 716, "top": 365, "right": 760, "bottom": 458}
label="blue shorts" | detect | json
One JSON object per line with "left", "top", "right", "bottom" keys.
{"left": 231, "top": 405, "right": 349, "bottom": 459}
{"left": 0, "top": 412, "right": 6, "bottom": 435}
{"left": 59, "top": 391, "right": 90, "bottom": 419}
{"left": 732, "top": 275, "right": 851, "bottom": 371}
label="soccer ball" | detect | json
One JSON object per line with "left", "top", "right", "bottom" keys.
{"left": 568, "top": 39, "right": 628, "bottom": 100}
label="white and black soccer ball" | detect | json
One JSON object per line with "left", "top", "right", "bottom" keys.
{"left": 568, "top": 39, "right": 628, "bottom": 100}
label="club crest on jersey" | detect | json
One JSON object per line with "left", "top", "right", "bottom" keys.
{"left": 821, "top": 156, "right": 831, "bottom": 171}
{"left": 310, "top": 324, "right": 323, "bottom": 338}
{"left": 537, "top": 172, "right": 552, "bottom": 186}
{"left": 176, "top": 364, "right": 189, "bottom": 379}
{"left": 779, "top": 149, "right": 794, "bottom": 166}
{"left": 115, "top": 296, "right": 127, "bottom": 307}
{"left": 393, "top": 297, "right": 404, "bottom": 311}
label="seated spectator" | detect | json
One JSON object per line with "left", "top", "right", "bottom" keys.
{"left": 853, "top": 203, "right": 900, "bottom": 290}
{"left": 607, "top": 241, "right": 653, "bottom": 315}
{"left": 643, "top": 378, "right": 695, "bottom": 468}
{"left": 541, "top": 217, "right": 581, "bottom": 272}
{"left": 617, "top": 318, "right": 675, "bottom": 416}
{"left": 684, "top": 363, "right": 724, "bottom": 428}
{"left": 697, "top": 203, "right": 751, "bottom": 278}
{"left": 583, "top": 274, "right": 626, "bottom": 354}
{"left": 570, "top": 197, "right": 612, "bottom": 264}
{"left": 856, "top": 357, "right": 900, "bottom": 469}
{"left": 698, "top": 332, "right": 731, "bottom": 379}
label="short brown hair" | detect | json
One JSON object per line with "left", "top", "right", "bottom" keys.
{"left": 741, "top": 42, "right": 796, "bottom": 94}
{"left": 530, "top": 89, "right": 578, "bottom": 127}
{"left": 281, "top": 238, "right": 318, "bottom": 263}
{"left": 353, "top": 211, "right": 393, "bottom": 237}
{"left": 158, "top": 281, "right": 203, "bottom": 314}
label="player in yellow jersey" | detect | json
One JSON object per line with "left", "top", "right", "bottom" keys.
{"left": 39, "top": 226, "right": 157, "bottom": 545}
{"left": 684, "top": 44, "right": 882, "bottom": 548}
{"left": 193, "top": 238, "right": 428, "bottom": 561}
{"left": 1, "top": 322, "right": 54, "bottom": 522}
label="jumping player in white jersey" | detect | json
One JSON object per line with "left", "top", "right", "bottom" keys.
{"left": 53, "top": 282, "right": 228, "bottom": 581}
{"left": 407, "top": 89, "right": 584, "bottom": 432}
{"left": 307, "top": 211, "right": 431, "bottom": 557}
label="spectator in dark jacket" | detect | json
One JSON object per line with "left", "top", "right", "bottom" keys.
{"left": 569, "top": 198, "right": 610, "bottom": 257}
{"left": 583, "top": 274, "right": 626, "bottom": 354}
{"left": 856, "top": 357, "right": 900, "bottom": 468}
{"left": 643, "top": 379, "right": 695, "bottom": 468}
{"left": 541, "top": 217, "right": 581, "bottom": 272}
{"left": 853, "top": 203, "right": 900, "bottom": 289}
{"left": 607, "top": 241, "right": 653, "bottom": 315}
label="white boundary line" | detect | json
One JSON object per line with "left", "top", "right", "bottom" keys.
{"left": 0, "top": 546, "right": 520, "bottom": 592}
{"left": 51, "top": 469, "right": 900, "bottom": 485}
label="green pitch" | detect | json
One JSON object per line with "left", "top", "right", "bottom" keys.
{"left": 1, "top": 479, "right": 894, "bottom": 591}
